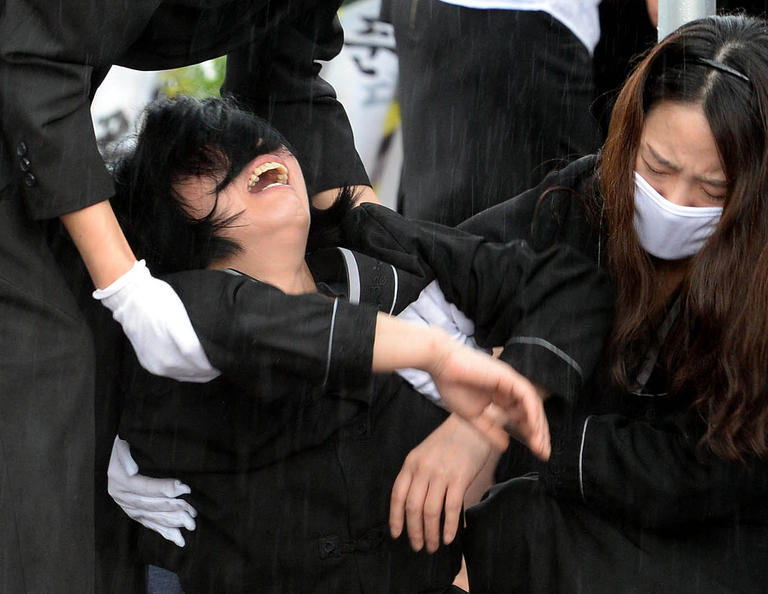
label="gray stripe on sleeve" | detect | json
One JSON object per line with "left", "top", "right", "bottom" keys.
{"left": 506, "top": 336, "right": 583, "bottom": 379}
{"left": 338, "top": 247, "right": 361, "bottom": 305}
{"left": 388, "top": 265, "right": 399, "bottom": 315}
{"left": 322, "top": 298, "right": 339, "bottom": 388}
{"left": 578, "top": 415, "right": 593, "bottom": 501}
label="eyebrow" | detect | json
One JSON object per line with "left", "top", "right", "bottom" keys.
{"left": 644, "top": 143, "right": 728, "bottom": 188}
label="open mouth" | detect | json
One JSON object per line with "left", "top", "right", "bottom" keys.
{"left": 247, "top": 161, "right": 289, "bottom": 193}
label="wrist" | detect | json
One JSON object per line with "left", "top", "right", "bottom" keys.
{"left": 60, "top": 201, "right": 136, "bottom": 288}
{"left": 92, "top": 260, "right": 145, "bottom": 302}
{"left": 372, "top": 314, "right": 451, "bottom": 374}
{"left": 420, "top": 326, "right": 456, "bottom": 376}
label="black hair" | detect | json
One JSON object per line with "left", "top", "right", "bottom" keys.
{"left": 111, "top": 95, "right": 293, "bottom": 274}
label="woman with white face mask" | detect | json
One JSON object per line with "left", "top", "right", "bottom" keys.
{"left": 375, "top": 14, "right": 768, "bottom": 593}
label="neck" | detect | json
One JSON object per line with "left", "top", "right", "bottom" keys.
{"left": 211, "top": 246, "right": 317, "bottom": 295}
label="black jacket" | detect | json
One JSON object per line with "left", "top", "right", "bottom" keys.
{"left": 0, "top": 0, "right": 368, "bottom": 218}
{"left": 459, "top": 155, "right": 768, "bottom": 533}
{"left": 121, "top": 250, "right": 462, "bottom": 593}
{"left": 121, "top": 207, "right": 613, "bottom": 592}
{"left": 357, "top": 155, "right": 768, "bottom": 593}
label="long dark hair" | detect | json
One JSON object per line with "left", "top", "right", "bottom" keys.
{"left": 601, "top": 15, "right": 768, "bottom": 459}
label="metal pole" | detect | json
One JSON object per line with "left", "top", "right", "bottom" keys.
{"left": 658, "top": 0, "right": 717, "bottom": 41}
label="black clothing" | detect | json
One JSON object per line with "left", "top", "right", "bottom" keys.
{"left": 339, "top": 199, "right": 610, "bottom": 403}
{"left": 0, "top": 2, "right": 367, "bottom": 592}
{"left": 456, "top": 155, "right": 768, "bottom": 592}
{"left": 121, "top": 250, "right": 455, "bottom": 593}
{"left": 465, "top": 476, "right": 768, "bottom": 594}
{"left": 1, "top": 0, "right": 367, "bottom": 218}
{"left": 0, "top": 184, "right": 97, "bottom": 593}
{"left": 593, "top": 0, "right": 656, "bottom": 138}
{"left": 383, "top": 2, "right": 600, "bottom": 226}
{"left": 121, "top": 205, "right": 613, "bottom": 592}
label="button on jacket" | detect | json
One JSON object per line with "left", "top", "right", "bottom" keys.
{"left": 0, "top": 2, "right": 369, "bottom": 593}
{"left": 0, "top": 0, "right": 369, "bottom": 220}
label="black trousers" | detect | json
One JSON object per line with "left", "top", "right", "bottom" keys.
{"left": 0, "top": 180, "right": 96, "bottom": 592}
{"left": 464, "top": 476, "right": 768, "bottom": 593}
{"left": 386, "top": 3, "right": 600, "bottom": 226}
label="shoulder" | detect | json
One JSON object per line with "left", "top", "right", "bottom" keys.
{"left": 529, "top": 155, "right": 602, "bottom": 256}
{"left": 459, "top": 154, "right": 601, "bottom": 248}
{"left": 307, "top": 246, "right": 428, "bottom": 314}
{"left": 552, "top": 154, "right": 600, "bottom": 191}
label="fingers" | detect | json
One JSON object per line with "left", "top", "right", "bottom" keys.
{"left": 442, "top": 483, "right": 464, "bottom": 546}
{"left": 129, "top": 475, "right": 192, "bottom": 498}
{"left": 393, "top": 470, "right": 451, "bottom": 553}
{"left": 490, "top": 370, "right": 551, "bottom": 460}
{"left": 529, "top": 398, "right": 551, "bottom": 460}
{"left": 139, "top": 520, "right": 187, "bottom": 548}
{"left": 499, "top": 390, "right": 551, "bottom": 461}
{"left": 469, "top": 410, "right": 510, "bottom": 451}
{"left": 403, "top": 470, "right": 430, "bottom": 552}
{"left": 423, "top": 480, "right": 447, "bottom": 553}
{"left": 126, "top": 506, "right": 197, "bottom": 532}
{"left": 514, "top": 388, "right": 551, "bottom": 460}
{"left": 389, "top": 468, "right": 412, "bottom": 540}
{"left": 116, "top": 492, "right": 198, "bottom": 517}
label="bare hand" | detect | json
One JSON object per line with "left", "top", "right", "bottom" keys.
{"left": 389, "top": 413, "right": 493, "bottom": 552}
{"left": 428, "top": 343, "right": 551, "bottom": 459}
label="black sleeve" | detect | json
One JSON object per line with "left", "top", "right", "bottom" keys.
{"left": 0, "top": 0, "right": 158, "bottom": 219}
{"left": 223, "top": 1, "right": 370, "bottom": 196}
{"left": 458, "top": 155, "right": 601, "bottom": 250}
{"left": 340, "top": 197, "right": 613, "bottom": 401}
{"left": 541, "top": 407, "right": 768, "bottom": 529}
{"left": 165, "top": 269, "right": 378, "bottom": 392}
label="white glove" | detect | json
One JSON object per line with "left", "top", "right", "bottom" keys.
{"left": 396, "top": 280, "right": 490, "bottom": 405}
{"left": 107, "top": 435, "right": 198, "bottom": 548}
{"left": 93, "top": 260, "right": 220, "bottom": 382}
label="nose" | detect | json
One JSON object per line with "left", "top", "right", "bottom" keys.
{"left": 661, "top": 179, "right": 697, "bottom": 207}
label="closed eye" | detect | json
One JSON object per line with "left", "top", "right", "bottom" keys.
{"left": 702, "top": 188, "right": 726, "bottom": 201}
{"left": 642, "top": 157, "right": 668, "bottom": 176}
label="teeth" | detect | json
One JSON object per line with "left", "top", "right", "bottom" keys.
{"left": 247, "top": 161, "right": 289, "bottom": 189}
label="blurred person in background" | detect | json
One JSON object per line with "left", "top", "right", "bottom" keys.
{"left": 382, "top": 0, "right": 602, "bottom": 225}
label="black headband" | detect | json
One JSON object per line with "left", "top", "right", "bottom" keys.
{"left": 694, "top": 57, "right": 750, "bottom": 84}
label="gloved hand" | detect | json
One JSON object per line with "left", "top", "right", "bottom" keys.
{"left": 107, "top": 435, "right": 198, "bottom": 547}
{"left": 93, "top": 260, "right": 220, "bottom": 382}
{"left": 396, "top": 280, "right": 489, "bottom": 404}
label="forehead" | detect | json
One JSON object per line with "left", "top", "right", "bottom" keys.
{"left": 640, "top": 100, "right": 724, "bottom": 178}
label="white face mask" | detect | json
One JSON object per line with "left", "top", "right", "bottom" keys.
{"left": 633, "top": 172, "right": 723, "bottom": 260}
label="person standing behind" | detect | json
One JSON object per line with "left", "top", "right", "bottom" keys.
{"left": 0, "top": 2, "right": 379, "bottom": 592}
{"left": 382, "top": 0, "right": 602, "bottom": 225}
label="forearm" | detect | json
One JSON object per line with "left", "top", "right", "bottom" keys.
{"left": 341, "top": 203, "right": 612, "bottom": 400}
{"left": 542, "top": 411, "right": 768, "bottom": 528}
{"left": 60, "top": 201, "right": 135, "bottom": 288}
{"left": 372, "top": 313, "right": 444, "bottom": 374}
{"left": 166, "top": 270, "right": 378, "bottom": 389}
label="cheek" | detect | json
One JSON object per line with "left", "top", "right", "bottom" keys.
{"left": 215, "top": 189, "right": 245, "bottom": 219}
{"left": 286, "top": 158, "right": 309, "bottom": 198}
